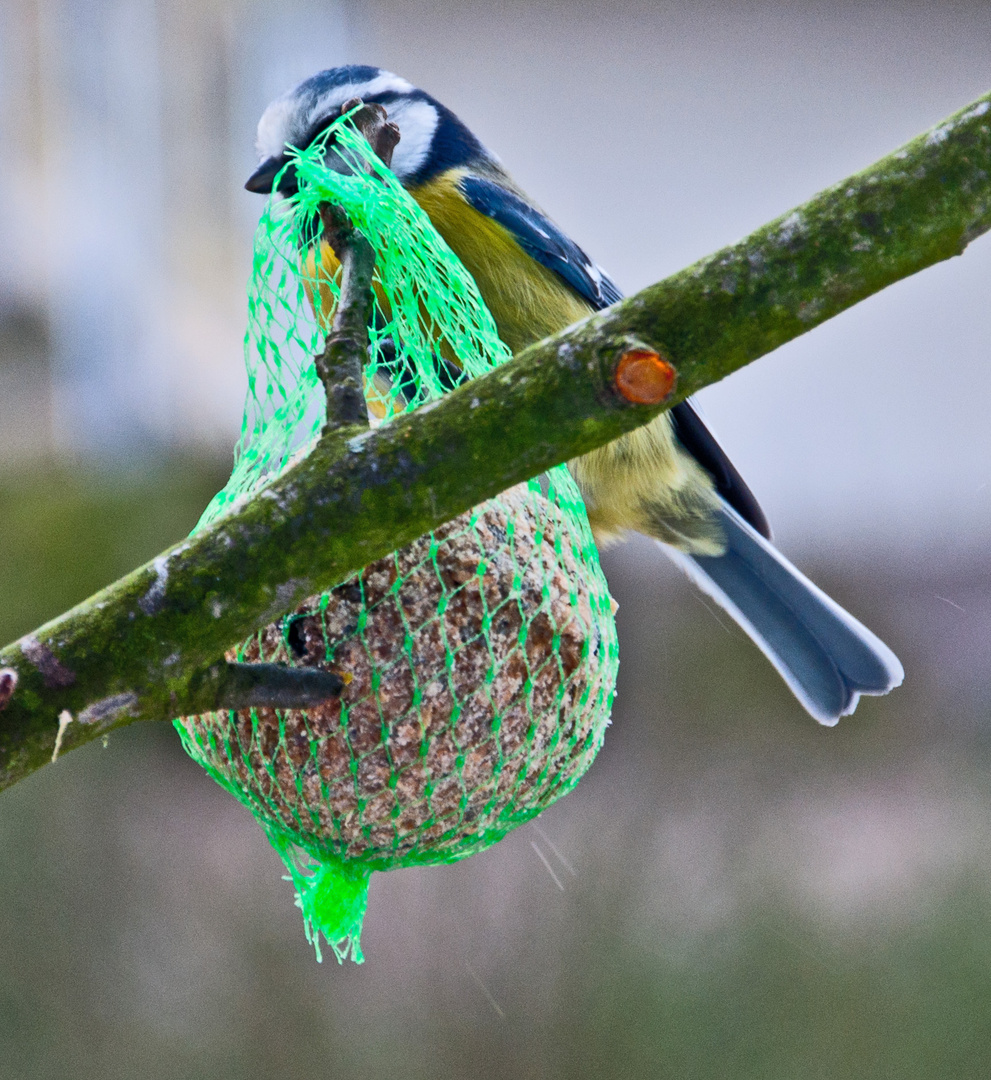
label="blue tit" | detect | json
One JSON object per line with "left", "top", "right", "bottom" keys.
{"left": 246, "top": 64, "right": 903, "bottom": 724}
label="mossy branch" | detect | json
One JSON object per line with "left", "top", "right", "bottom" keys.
{"left": 2, "top": 89, "right": 991, "bottom": 790}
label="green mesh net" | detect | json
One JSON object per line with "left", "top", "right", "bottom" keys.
{"left": 175, "top": 114, "right": 619, "bottom": 963}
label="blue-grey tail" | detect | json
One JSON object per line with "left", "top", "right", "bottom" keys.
{"left": 664, "top": 502, "right": 904, "bottom": 725}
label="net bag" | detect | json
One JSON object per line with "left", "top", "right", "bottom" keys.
{"left": 175, "top": 115, "right": 619, "bottom": 963}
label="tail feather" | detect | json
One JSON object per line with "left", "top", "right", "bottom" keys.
{"left": 664, "top": 502, "right": 903, "bottom": 725}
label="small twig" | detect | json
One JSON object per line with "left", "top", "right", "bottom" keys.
{"left": 314, "top": 99, "right": 400, "bottom": 433}
{"left": 184, "top": 661, "right": 344, "bottom": 715}
{"left": 314, "top": 215, "right": 376, "bottom": 431}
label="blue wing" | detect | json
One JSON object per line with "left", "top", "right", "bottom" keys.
{"left": 458, "top": 175, "right": 623, "bottom": 310}
{"left": 458, "top": 172, "right": 771, "bottom": 539}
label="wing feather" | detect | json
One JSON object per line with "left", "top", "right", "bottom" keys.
{"left": 458, "top": 175, "right": 622, "bottom": 309}
{"left": 458, "top": 173, "right": 769, "bottom": 536}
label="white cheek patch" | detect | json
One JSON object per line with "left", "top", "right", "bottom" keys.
{"left": 387, "top": 99, "right": 440, "bottom": 181}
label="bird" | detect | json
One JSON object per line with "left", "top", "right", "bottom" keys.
{"left": 245, "top": 64, "right": 903, "bottom": 725}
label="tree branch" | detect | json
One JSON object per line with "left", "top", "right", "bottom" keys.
{"left": 2, "top": 89, "right": 991, "bottom": 790}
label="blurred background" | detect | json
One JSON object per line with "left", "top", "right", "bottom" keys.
{"left": 2, "top": 1, "right": 991, "bottom": 1076}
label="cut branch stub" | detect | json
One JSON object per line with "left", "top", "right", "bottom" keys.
{"left": 614, "top": 347, "right": 677, "bottom": 405}
{"left": 339, "top": 98, "right": 400, "bottom": 169}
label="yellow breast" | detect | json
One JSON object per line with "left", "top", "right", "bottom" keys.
{"left": 300, "top": 169, "right": 592, "bottom": 354}
{"left": 411, "top": 171, "right": 594, "bottom": 355}
{"left": 409, "top": 173, "right": 722, "bottom": 551}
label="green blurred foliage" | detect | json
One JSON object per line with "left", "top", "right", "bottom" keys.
{"left": 0, "top": 457, "right": 232, "bottom": 643}
{"left": 2, "top": 460, "right": 991, "bottom": 1080}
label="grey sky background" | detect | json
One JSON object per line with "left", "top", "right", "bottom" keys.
{"left": 3, "top": 0, "right": 991, "bottom": 552}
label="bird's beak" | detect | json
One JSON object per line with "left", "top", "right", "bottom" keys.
{"left": 245, "top": 155, "right": 293, "bottom": 194}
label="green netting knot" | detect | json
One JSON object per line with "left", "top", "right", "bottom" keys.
{"left": 268, "top": 829, "right": 370, "bottom": 964}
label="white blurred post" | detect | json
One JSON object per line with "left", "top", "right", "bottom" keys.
{"left": 7, "top": 0, "right": 357, "bottom": 463}
{"left": 37, "top": 0, "right": 171, "bottom": 460}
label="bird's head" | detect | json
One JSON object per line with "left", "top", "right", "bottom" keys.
{"left": 245, "top": 64, "right": 493, "bottom": 196}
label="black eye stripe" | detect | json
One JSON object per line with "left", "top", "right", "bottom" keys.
{"left": 298, "top": 91, "right": 409, "bottom": 152}
{"left": 301, "top": 88, "right": 415, "bottom": 149}
{"left": 301, "top": 110, "right": 342, "bottom": 149}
